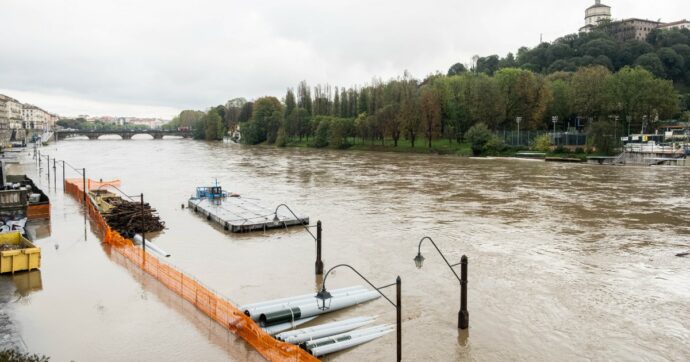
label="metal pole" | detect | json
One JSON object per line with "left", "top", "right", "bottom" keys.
{"left": 47, "top": 155, "right": 50, "bottom": 181}
{"left": 459, "top": 255, "right": 469, "bottom": 329}
{"left": 141, "top": 193, "right": 146, "bottom": 253}
{"left": 62, "top": 161, "right": 65, "bottom": 191}
{"left": 316, "top": 220, "right": 324, "bottom": 275}
{"left": 53, "top": 158, "right": 56, "bottom": 190}
{"left": 82, "top": 168, "right": 86, "bottom": 205}
{"left": 396, "top": 276, "right": 401, "bottom": 362}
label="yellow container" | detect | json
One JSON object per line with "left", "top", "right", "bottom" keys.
{"left": 0, "top": 232, "right": 41, "bottom": 274}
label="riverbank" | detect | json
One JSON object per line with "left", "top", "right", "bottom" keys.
{"left": 264, "top": 137, "right": 592, "bottom": 160}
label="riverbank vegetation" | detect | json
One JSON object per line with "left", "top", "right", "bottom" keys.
{"left": 171, "top": 28, "right": 689, "bottom": 156}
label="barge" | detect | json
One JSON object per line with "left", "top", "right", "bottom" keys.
{"left": 188, "top": 181, "right": 309, "bottom": 233}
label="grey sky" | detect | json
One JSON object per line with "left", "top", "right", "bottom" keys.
{"left": 0, "top": 0, "right": 687, "bottom": 118}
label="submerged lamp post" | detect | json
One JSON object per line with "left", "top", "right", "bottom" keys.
{"left": 516, "top": 117, "right": 523, "bottom": 146}
{"left": 552, "top": 116, "right": 559, "bottom": 145}
{"left": 316, "top": 264, "right": 401, "bottom": 362}
{"left": 274, "top": 204, "right": 323, "bottom": 275}
{"left": 414, "top": 236, "right": 469, "bottom": 329}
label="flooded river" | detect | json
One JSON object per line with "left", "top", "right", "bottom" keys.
{"left": 2, "top": 139, "right": 690, "bottom": 361}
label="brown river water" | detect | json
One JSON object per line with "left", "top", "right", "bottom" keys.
{"left": 2, "top": 138, "right": 689, "bottom": 361}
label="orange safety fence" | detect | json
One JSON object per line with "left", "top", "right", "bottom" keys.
{"left": 65, "top": 178, "right": 318, "bottom": 362}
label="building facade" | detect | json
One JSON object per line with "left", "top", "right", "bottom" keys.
{"left": 580, "top": 1, "right": 687, "bottom": 42}
{"left": 604, "top": 18, "right": 662, "bottom": 42}
{"left": 22, "top": 104, "right": 52, "bottom": 130}
{"left": 658, "top": 19, "right": 690, "bottom": 30}
{"left": 0, "top": 95, "right": 24, "bottom": 130}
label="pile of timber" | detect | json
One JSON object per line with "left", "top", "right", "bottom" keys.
{"left": 103, "top": 198, "right": 165, "bottom": 237}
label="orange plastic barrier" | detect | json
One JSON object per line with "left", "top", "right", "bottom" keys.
{"left": 65, "top": 178, "right": 318, "bottom": 362}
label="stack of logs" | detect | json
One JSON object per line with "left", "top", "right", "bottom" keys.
{"left": 104, "top": 198, "right": 165, "bottom": 237}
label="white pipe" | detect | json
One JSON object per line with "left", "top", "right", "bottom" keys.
{"left": 246, "top": 288, "right": 370, "bottom": 321}
{"left": 276, "top": 316, "right": 374, "bottom": 340}
{"left": 279, "top": 318, "right": 376, "bottom": 344}
{"left": 304, "top": 325, "right": 393, "bottom": 349}
{"left": 261, "top": 316, "right": 318, "bottom": 335}
{"left": 133, "top": 234, "right": 171, "bottom": 257}
{"left": 240, "top": 286, "right": 365, "bottom": 312}
{"left": 258, "top": 291, "right": 380, "bottom": 327}
{"left": 309, "top": 329, "right": 393, "bottom": 357}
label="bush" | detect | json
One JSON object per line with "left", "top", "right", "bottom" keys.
{"left": 275, "top": 128, "right": 287, "bottom": 147}
{"left": 531, "top": 134, "right": 552, "bottom": 152}
{"left": 484, "top": 136, "right": 506, "bottom": 155}
{"left": 0, "top": 349, "right": 49, "bottom": 362}
{"left": 465, "top": 122, "right": 493, "bottom": 156}
{"left": 574, "top": 147, "right": 585, "bottom": 154}
{"left": 312, "top": 119, "right": 330, "bottom": 148}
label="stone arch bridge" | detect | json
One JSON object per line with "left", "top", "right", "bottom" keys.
{"left": 56, "top": 129, "right": 193, "bottom": 140}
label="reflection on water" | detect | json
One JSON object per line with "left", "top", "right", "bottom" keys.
{"left": 3, "top": 140, "right": 690, "bottom": 361}
{"left": 10, "top": 270, "right": 43, "bottom": 299}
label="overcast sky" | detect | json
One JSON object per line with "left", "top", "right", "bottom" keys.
{"left": 1, "top": 0, "right": 687, "bottom": 119}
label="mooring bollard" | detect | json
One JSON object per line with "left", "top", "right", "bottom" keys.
{"left": 396, "top": 276, "right": 402, "bottom": 362}
{"left": 459, "top": 255, "right": 469, "bottom": 329}
{"left": 315, "top": 220, "right": 324, "bottom": 275}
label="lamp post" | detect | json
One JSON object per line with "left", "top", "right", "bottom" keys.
{"left": 626, "top": 115, "right": 632, "bottom": 138}
{"left": 414, "top": 236, "right": 469, "bottom": 329}
{"left": 516, "top": 117, "right": 523, "bottom": 146}
{"left": 552, "top": 116, "right": 559, "bottom": 145}
{"left": 316, "top": 264, "right": 401, "bottom": 362}
{"left": 274, "top": 204, "right": 323, "bottom": 275}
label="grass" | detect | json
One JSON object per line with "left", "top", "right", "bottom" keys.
{"left": 284, "top": 137, "right": 473, "bottom": 156}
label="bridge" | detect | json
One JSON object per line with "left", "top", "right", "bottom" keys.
{"left": 56, "top": 129, "right": 193, "bottom": 140}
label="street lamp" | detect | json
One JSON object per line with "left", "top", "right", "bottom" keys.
{"left": 626, "top": 115, "right": 632, "bottom": 137}
{"left": 414, "top": 237, "right": 469, "bottom": 330}
{"left": 274, "top": 204, "right": 324, "bottom": 275}
{"left": 552, "top": 116, "right": 559, "bottom": 145}
{"left": 315, "top": 264, "right": 402, "bottom": 362}
{"left": 516, "top": 117, "right": 523, "bottom": 146}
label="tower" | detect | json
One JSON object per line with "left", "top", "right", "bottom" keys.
{"left": 580, "top": 0, "right": 612, "bottom": 33}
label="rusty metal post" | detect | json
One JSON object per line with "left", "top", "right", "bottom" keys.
{"left": 396, "top": 276, "right": 401, "bottom": 362}
{"left": 140, "top": 193, "right": 146, "bottom": 254}
{"left": 82, "top": 168, "right": 86, "bottom": 205}
{"left": 315, "top": 220, "right": 324, "bottom": 275}
{"left": 459, "top": 255, "right": 469, "bottom": 330}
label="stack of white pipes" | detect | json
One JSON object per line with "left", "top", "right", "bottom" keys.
{"left": 258, "top": 290, "right": 380, "bottom": 327}
{"left": 276, "top": 316, "right": 376, "bottom": 344}
{"left": 240, "top": 286, "right": 367, "bottom": 320}
{"left": 304, "top": 325, "right": 394, "bottom": 357}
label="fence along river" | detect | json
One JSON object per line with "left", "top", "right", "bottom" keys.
{"left": 4, "top": 138, "right": 690, "bottom": 361}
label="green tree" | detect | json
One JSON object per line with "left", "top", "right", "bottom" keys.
{"left": 635, "top": 53, "right": 666, "bottom": 78}
{"left": 420, "top": 87, "right": 442, "bottom": 148}
{"left": 465, "top": 122, "right": 493, "bottom": 156}
{"left": 447, "top": 63, "right": 467, "bottom": 76}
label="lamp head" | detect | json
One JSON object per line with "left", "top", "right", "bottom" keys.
{"left": 273, "top": 213, "right": 279, "bottom": 222}
{"left": 315, "top": 288, "right": 333, "bottom": 311}
{"left": 414, "top": 253, "right": 425, "bottom": 269}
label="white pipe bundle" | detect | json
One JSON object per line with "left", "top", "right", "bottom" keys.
{"left": 277, "top": 316, "right": 376, "bottom": 344}
{"left": 308, "top": 326, "right": 394, "bottom": 357}
{"left": 261, "top": 316, "right": 318, "bottom": 335}
{"left": 133, "top": 234, "right": 171, "bottom": 258}
{"left": 244, "top": 286, "right": 369, "bottom": 320}
{"left": 240, "top": 286, "right": 365, "bottom": 311}
{"left": 258, "top": 291, "right": 380, "bottom": 327}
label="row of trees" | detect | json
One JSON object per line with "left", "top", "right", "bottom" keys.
{"left": 233, "top": 65, "right": 679, "bottom": 149}
{"left": 466, "top": 28, "right": 690, "bottom": 85}
{"left": 56, "top": 118, "right": 150, "bottom": 131}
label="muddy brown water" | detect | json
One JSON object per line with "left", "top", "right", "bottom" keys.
{"left": 2, "top": 139, "right": 689, "bottom": 361}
